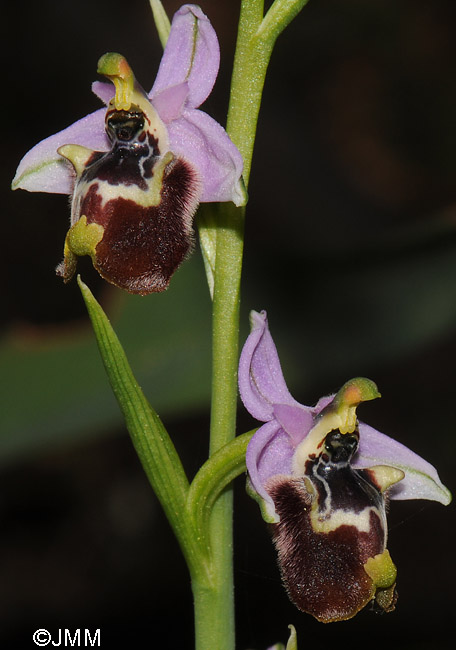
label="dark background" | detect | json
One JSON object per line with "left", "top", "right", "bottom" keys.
{"left": 2, "top": 0, "right": 456, "bottom": 648}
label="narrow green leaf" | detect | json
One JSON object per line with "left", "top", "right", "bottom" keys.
{"left": 187, "top": 430, "right": 256, "bottom": 553}
{"left": 78, "top": 276, "right": 209, "bottom": 580}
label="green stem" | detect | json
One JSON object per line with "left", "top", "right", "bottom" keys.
{"left": 194, "top": 1, "right": 310, "bottom": 648}
{"left": 227, "top": 0, "right": 310, "bottom": 181}
{"left": 193, "top": 201, "right": 245, "bottom": 650}
{"left": 193, "top": 2, "right": 268, "bottom": 646}
{"left": 226, "top": 0, "right": 268, "bottom": 183}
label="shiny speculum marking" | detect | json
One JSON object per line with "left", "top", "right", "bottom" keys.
{"left": 268, "top": 428, "right": 396, "bottom": 622}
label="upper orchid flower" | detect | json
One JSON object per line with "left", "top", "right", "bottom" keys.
{"left": 239, "top": 310, "right": 451, "bottom": 623}
{"left": 12, "top": 4, "right": 244, "bottom": 294}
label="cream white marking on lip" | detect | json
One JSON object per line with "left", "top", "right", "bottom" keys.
{"left": 70, "top": 150, "right": 176, "bottom": 226}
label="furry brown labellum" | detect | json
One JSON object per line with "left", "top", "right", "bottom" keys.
{"left": 56, "top": 53, "right": 200, "bottom": 295}
{"left": 268, "top": 429, "right": 400, "bottom": 622}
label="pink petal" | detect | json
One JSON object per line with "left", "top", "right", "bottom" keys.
{"left": 167, "top": 108, "right": 244, "bottom": 204}
{"left": 152, "top": 82, "right": 190, "bottom": 123}
{"left": 151, "top": 4, "right": 219, "bottom": 109}
{"left": 246, "top": 420, "right": 293, "bottom": 522}
{"left": 355, "top": 422, "right": 451, "bottom": 505}
{"left": 239, "top": 311, "right": 302, "bottom": 422}
{"left": 273, "top": 403, "right": 314, "bottom": 446}
{"left": 91, "top": 80, "right": 114, "bottom": 105}
{"left": 93, "top": 78, "right": 190, "bottom": 125}
{"left": 12, "top": 109, "right": 109, "bottom": 194}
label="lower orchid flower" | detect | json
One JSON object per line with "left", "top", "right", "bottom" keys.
{"left": 239, "top": 310, "right": 451, "bottom": 623}
{"left": 12, "top": 4, "right": 244, "bottom": 294}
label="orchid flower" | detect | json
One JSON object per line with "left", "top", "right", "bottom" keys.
{"left": 12, "top": 4, "right": 244, "bottom": 294}
{"left": 239, "top": 310, "right": 451, "bottom": 623}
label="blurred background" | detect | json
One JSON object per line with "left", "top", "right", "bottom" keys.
{"left": 2, "top": 0, "right": 456, "bottom": 647}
